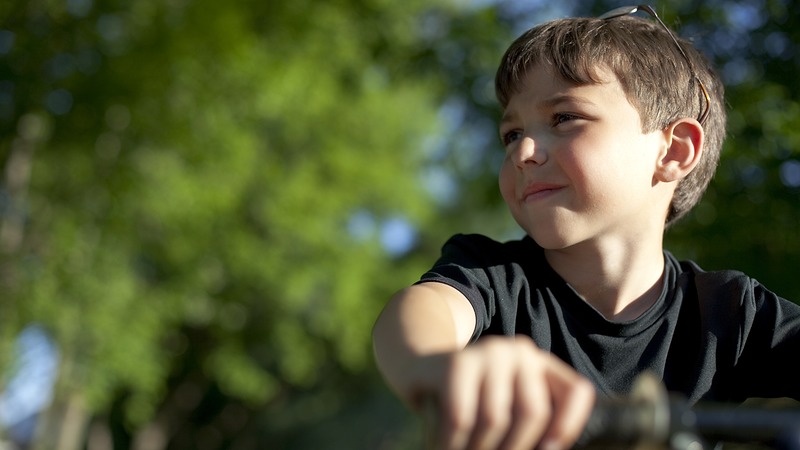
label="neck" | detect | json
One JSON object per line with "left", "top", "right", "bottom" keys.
{"left": 544, "top": 235, "right": 666, "bottom": 322}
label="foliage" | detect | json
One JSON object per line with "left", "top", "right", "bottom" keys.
{"left": 1, "top": 0, "right": 449, "bottom": 447}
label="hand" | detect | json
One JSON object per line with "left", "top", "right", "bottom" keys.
{"left": 416, "top": 335, "right": 595, "bottom": 450}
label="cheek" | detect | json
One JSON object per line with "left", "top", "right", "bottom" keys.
{"left": 498, "top": 162, "right": 516, "bottom": 203}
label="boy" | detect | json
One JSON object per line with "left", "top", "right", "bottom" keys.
{"left": 373, "top": 5, "right": 800, "bottom": 450}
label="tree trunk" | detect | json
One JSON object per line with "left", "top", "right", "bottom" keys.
{"left": 86, "top": 419, "right": 114, "bottom": 450}
{"left": 32, "top": 391, "right": 89, "bottom": 450}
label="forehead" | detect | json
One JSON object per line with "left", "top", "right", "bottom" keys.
{"left": 503, "top": 63, "right": 629, "bottom": 112}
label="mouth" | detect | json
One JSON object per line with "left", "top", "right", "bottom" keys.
{"left": 522, "top": 182, "right": 564, "bottom": 202}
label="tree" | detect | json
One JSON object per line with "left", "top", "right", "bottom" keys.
{"left": 0, "top": 0, "right": 454, "bottom": 448}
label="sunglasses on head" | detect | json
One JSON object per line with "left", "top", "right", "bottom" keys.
{"left": 599, "top": 5, "right": 711, "bottom": 125}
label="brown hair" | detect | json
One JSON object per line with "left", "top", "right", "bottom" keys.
{"left": 495, "top": 16, "right": 726, "bottom": 226}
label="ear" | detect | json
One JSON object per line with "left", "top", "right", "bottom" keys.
{"left": 655, "top": 118, "right": 704, "bottom": 183}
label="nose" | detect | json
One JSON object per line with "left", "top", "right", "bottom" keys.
{"left": 512, "top": 135, "right": 546, "bottom": 168}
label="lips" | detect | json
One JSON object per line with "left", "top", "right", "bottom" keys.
{"left": 522, "top": 182, "right": 564, "bottom": 202}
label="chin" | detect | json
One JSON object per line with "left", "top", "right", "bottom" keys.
{"left": 530, "top": 234, "right": 575, "bottom": 250}
{"left": 520, "top": 224, "right": 574, "bottom": 250}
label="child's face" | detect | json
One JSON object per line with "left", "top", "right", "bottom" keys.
{"left": 498, "top": 64, "right": 672, "bottom": 249}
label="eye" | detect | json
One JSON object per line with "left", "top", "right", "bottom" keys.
{"left": 500, "top": 129, "right": 523, "bottom": 147}
{"left": 551, "top": 113, "right": 581, "bottom": 127}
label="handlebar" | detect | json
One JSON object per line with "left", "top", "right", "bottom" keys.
{"left": 577, "top": 373, "right": 800, "bottom": 450}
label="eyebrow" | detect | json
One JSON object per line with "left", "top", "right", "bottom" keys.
{"left": 541, "top": 94, "right": 596, "bottom": 108}
{"left": 500, "top": 93, "right": 596, "bottom": 126}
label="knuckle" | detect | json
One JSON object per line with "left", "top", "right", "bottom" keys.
{"left": 513, "top": 336, "right": 542, "bottom": 357}
{"left": 514, "top": 398, "right": 542, "bottom": 421}
{"left": 569, "top": 377, "right": 596, "bottom": 401}
{"left": 444, "top": 408, "right": 475, "bottom": 435}
{"left": 514, "top": 387, "right": 552, "bottom": 426}
{"left": 513, "top": 334, "right": 537, "bottom": 348}
{"left": 477, "top": 409, "right": 511, "bottom": 431}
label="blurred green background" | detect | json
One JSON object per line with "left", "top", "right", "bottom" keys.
{"left": 1, "top": 0, "right": 799, "bottom": 448}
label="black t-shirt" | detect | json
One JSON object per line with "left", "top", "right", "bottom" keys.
{"left": 418, "top": 234, "right": 800, "bottom": 403}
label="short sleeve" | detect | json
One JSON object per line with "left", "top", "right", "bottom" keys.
{"left": 416, "top": 234, "right": 500, "bottom": 340}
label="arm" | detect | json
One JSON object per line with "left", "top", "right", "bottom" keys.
{"left": 373, "top": 282, "right": 476, "bottom": 405}
{"left": 373, "top": 282, "right": 595, "bottom": 450}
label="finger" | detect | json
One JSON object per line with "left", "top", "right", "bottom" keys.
{"left": 466, "top": 357, "right": 514, "bottom": 450}
{"left": 538, "top": 355, "right": 596, "bottom": 449}
{"left": 438, "top": 353, "right": 482, "bottom": 450}
{"left": 496, "top": 357, "right": 551, "bottom": 450}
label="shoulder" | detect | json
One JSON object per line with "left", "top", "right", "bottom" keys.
{"left": 671, "top": 253, "right": 753, "bottom": 295}
{"left": 422, "top": 233, "right": 544, "bottom": 298}
{"left": 668, "top": 252, "right": 792, "bottom": 312}
{"left": 438, "top": 233, "right": 539, "bottom": 263}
